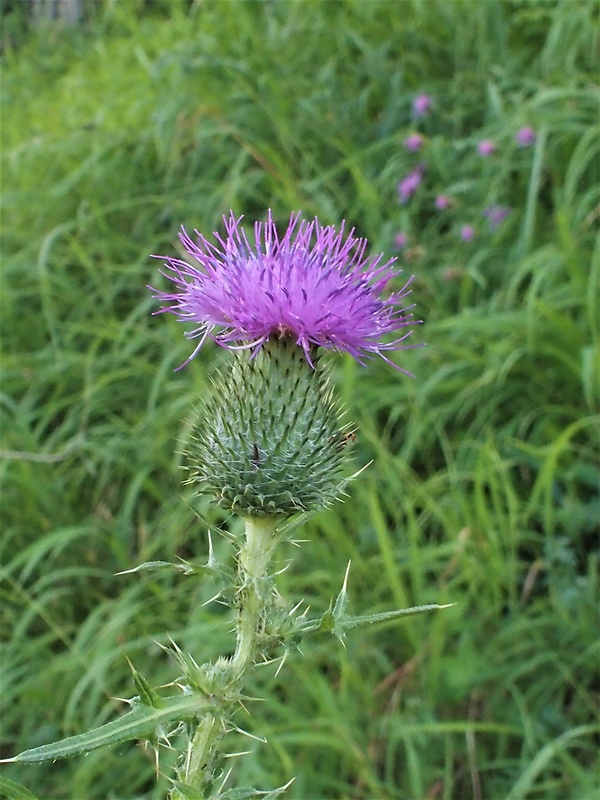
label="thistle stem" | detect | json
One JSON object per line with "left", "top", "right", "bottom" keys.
{"left": 175, "top": 516, "right": 280, "bottom": 798}
{"left": 230, "top": 516, "right": 279, "bottom": 679}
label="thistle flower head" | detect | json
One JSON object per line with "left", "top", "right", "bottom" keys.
{"left": 435, "top": 194, "right": 452, "bottom": 210}
{"left": 394, "top": 232, "right": 408, "bottom": 250}
{"left": 152, "top": 211, "right": 419, "bottom": 372}
{"left": 412, "top": 93, "right": 432, "bottom": 117}
{"left": 397, "top": 166, "right": 425, "bottom": 205}
{"left": 515, "top": 126, "right": 536, "bottom": 147}
{"left": 477, "top": 139, "right": 497, "bottom": 157}
{"left": 184, "top": 338, "right": 350, "bottom": 517}
{"left": 403, "top": 133, "right": 424, "bottom": 152}
{"left": 460, "top": 224, "right": 476, "bottom": 242}
{"left": 484, "top": 204, "right": 512, "bottom": 230}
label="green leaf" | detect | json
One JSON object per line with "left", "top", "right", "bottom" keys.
{"left": 0, "top": 775, "right": 41, "bottom": 800}
{"left": 117, "top": 555, "right": 235, "bottom": 585}
{"left": 116, "top": 560, "right": 197, "bottom": 576}
{"left": 219, "top": 776, "right": 295, "bottom": 799}
{"left": 126, "top": 656, "right": 163, "bottom": 709}
{"left": 1, "top": 694, "right": 204, "bottom": 764}
{"left": 335, "top": 603, "right": 454, "bottom": 634}
{"left": 332, "top": 561, "right": 351, "bottom": 620}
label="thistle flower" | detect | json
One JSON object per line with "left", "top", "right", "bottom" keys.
{"left": 412, "top": 93, "right": 432, "bottom": 117}
{"left": 151, "top": 211, "right": 419, "bottom": 371}
{"left": 403, "top": 133, "right": 424, "bottom": 152}
{"left": 435, "top": 194, "right": 452, "bottom": 210}
{"left": 515, "top": 126, "right": 536, "bottom": 147}
{"left": 397, "top": 166, "right": 425, "bottom": 204}
{"left": 460, "top": 224, "right": 476, "bottom": 242}
{"left": 394, "top": 232, "right": 408, "bottom": 250}
{"left": 484, "top": 204, "right": 511, "bottom": 230}
{"left": 477, "top": 139, "right": 496, "bottom": 157}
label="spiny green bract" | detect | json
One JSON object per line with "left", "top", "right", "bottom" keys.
{"left": 183, "top": 338, "right": 351, "bottom": 517}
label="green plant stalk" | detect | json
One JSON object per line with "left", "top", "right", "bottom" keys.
{"left": 230, "top": 516, "right": 280, "bottom": 679}
{"left": 174, "top": 516, "right": 280, "bottom": 798}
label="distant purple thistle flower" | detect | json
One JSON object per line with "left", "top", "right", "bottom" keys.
{"left": 477, "top": 139, "right": 496, "bottom": 157}
{"left": 484, "top": 204, "right": 512, "bottom": 230}
{"left": 394, "top": 232, "right": 408, "bottom": 250}
{"left": 435, "top": 194, "right": 451, "bottom": 210}
{"left": 460, "top": 224, "right": 476, "bottom": 242}
{"left": 413, "top": 94, "right": 432, "bottom": 117}
{"left": 397, "top": 166, "right": 425, "bottom": 204}
{"left": 515, "top": 126, "right": 536, "bottom": 147}
{"left": 404, "top": 133, "right": 424, "bottom": 152}
{"left": 151, "top": 211, "right": 420, "bottom": 371}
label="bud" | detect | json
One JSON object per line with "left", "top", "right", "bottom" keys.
{"left": 183, "top": 337, "right": 350, "bottom": 517}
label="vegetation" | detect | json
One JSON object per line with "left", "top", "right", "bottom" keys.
{"left": 1, "top": 1, "right": 598, "bottom": 798}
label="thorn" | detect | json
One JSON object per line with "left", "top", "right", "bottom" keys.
{"left": 111, "top": 696, "right": 133, "bottom": 706}
{"left": 275, "top": 651, "right": 288, "bottom": 678}
{"left": 342, "top": 560, "right": 351, "bottom": 593}
{"left": 153, "top": 744, "right": 160, "bottom": 778}
{"left": 218, "top": 766, "right": 234, "bottom": 792}
{"left": 237, "top": 698, "right": 251, "bottom": 716}
{"left": 202, "top": 590, "right": 223, "bottom": 606}
{"left": 229, "top": 723, "right": 267, "bottom": 743}
{"left": 289, "top": 600, "right": 303, "bottom": 616}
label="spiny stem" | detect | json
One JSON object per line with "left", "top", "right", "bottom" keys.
{"left": 230, "top": 516, "right": 279, "bottom": 680}
{"left": 174, "top": 516, "right": 280, "bottom": 798}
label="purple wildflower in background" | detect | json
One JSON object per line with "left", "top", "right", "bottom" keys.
{"left": 460, "top": 224, "right": 476, "bottom": 242}
{"left": 515, "top": 126, "right": 536, "bottom": 147}
{"left": 397, "top": 165, "right": 425, "bottom": 204}
{"left": 435, "top": 194, "right": 451, "bottom": 210}
{"left": 404, "top": 133, "right": 424, "bottom": 152}
{"left": 413, "top": 93, "right": 432, "bottom": 117}
{"left": 394, "top": 232, "right": 408, "bottom": 250}
{"left": 484, "top": 204, "right": 512, "bottom": 230}
{"left": 477, "top": 139, "right": 496, "bottom": 157}
{"left": 151, "top": 211, "right": 420, "bottom": 370}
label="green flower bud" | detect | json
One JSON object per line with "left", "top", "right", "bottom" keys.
{"left": 183, "top": 338, "right": 351, "bottom": 517}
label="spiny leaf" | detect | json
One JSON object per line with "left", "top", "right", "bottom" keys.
{"left": 1, "top": 695, "right": 205, "bottom": 764}
{"left": 219, "top": 777, "right": 295, "bottom": 799}
{"left": 117, "top": 560, "right": 200, "bottom": 577}
{"left": 335, "top": 603, "right": 455, "bottom": 633}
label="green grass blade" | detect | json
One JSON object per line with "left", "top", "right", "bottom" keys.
{"left": 0, "top": 776, "right": 41, "bottom": 800}
{"left": 506, "top": 724, "right": 600, "bottom": 800}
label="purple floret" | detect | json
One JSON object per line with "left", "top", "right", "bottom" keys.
{"left": 151, "top": 211, "right": 421, "bottom": 373}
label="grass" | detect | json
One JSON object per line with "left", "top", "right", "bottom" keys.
{"left": 1, "top": 0, "right": 599, "bottom": 798}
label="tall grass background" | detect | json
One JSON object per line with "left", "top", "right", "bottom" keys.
{"left": 1, "top": 1, "right": 598, "bottom": 798}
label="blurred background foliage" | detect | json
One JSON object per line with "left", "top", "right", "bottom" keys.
{"left": 1, "top": 1, "right": 598, "bottom": 798}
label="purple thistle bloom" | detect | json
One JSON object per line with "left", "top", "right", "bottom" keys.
{"left": 460, "top": 224, "right": 476, "bottom": 242}
{"left": 515, "top": 126, "right": 536, "bottom": 147}
{"left": 435, "top": 194, "right": 451, "bottom": 210}
{"left": 394, "top": 232, "right": 408, "bottom": 250}
{"left": 151, "top": 211, "right": 420, "bottom": 372}
{"left": 397, "top": 166, "right": 425, "bottom": 204}
{"left": 403, "top": 133, "right": 424, "bottom": 152}
{"left": 477, "top": 139, "right": 496, "bottom": 157}
{"left": 413, "top": 93, "right": 432, "bottom": 117}
{"left": 484, "top": 204, "right": 512, "bottom": 230}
